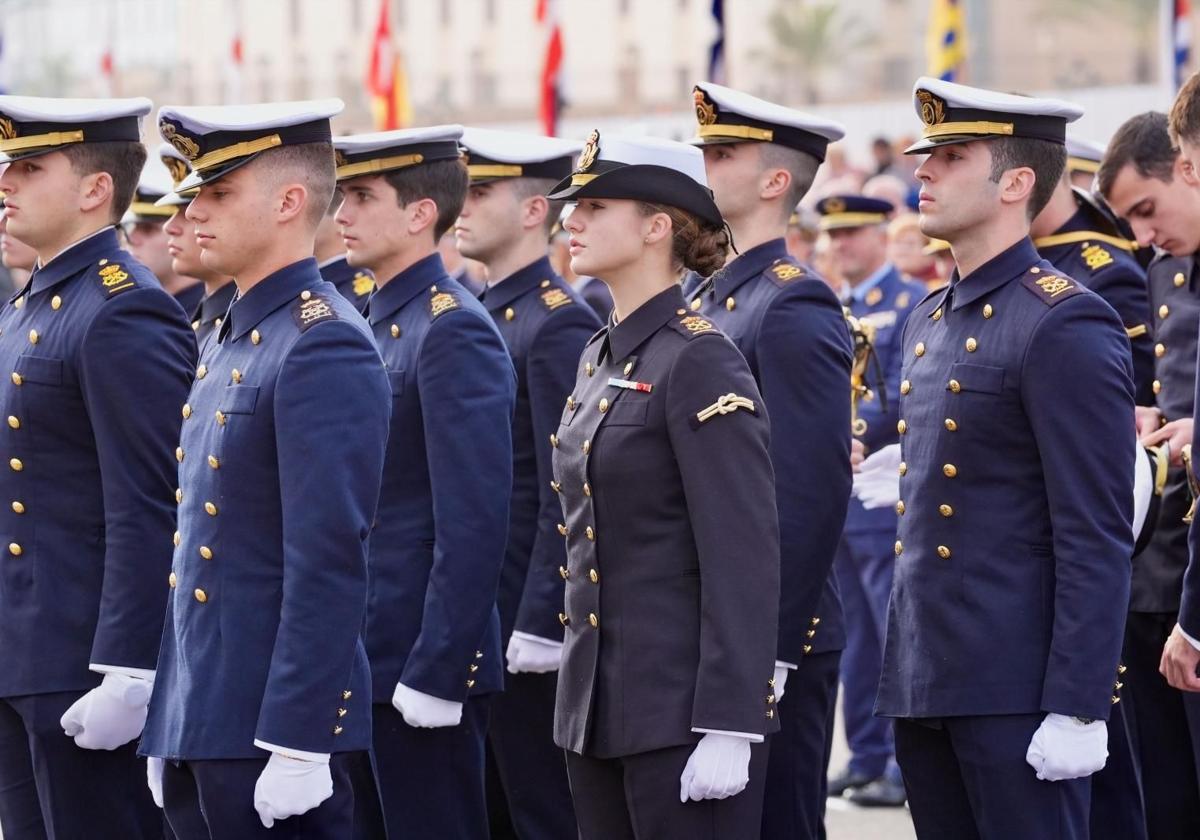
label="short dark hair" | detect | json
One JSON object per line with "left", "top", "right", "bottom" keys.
{"left": 384, "top": 157, "right": 468, "bottom": 241}
{"left": 1097, "top": 112, "right": 1176, "bottom": 197}
{"left": 508, "top": 176, "right": 563, "bottom": 236}
{"left": 256, "top": 142, "right": 336, "bottom": 228}
{"left": 986, "top": 136, "right": 1065, "bottom": 219}
{"left": 1170, "top": 70, "right": 1200, "bottom": 146}
{"left": 758, "top": 144, "right": 821, "bottom": 220}
{"left": 60, "top": 141, "right": 146, "bottom": 223}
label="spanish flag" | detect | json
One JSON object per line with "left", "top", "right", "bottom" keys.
{"left": 366, "top": 0, "right": 413, "bottom": 130}
{"left": 926, "top": 0, "right": 967, "bottom": 82}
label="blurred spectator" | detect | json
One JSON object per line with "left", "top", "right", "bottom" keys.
{"left": 785, "top": 206, "right": 821, "bottom": 265}
{"left": 813, "top": 231, "right": 845, "bottom": 296}
{"left": 887, "top": 214, "right": 939, "bottom": 284}
{"left": 923, "top": 237, "right": 955, "bottom": 288}
{"left": 864, "top": 174, "right": 913, "bottom": 215}
{"left": 871, "top": 136, "right": 901, "bottom": 178}
{"left": 813, "top": 142, "right": 867, "bottom": 198}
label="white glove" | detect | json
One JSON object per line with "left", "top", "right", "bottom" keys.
{"left": 1132, "top": 442, "right": 1154, "bottom": 540}
{"left": 852, "top": 443, "right": 902, "bottom": 510}
{"left": 773, "top": 663, "right": 791, "bottom": 703}
{"left": 60, "top": 673, "right": 153, "bottom": 750}
{"left": 1025, "top": 713, "right": 1108, "bottom": 781}
{"left": 253, "top": 752, "right": 333, "bottom": 829}
{"left": 392, "top": 682, "right": 463, "bottom": 728}
{"left": 679, "top": 733, "right": 753, "bottom": 802}
{"left": 506, "top": 633, "right": 563, "bottom": 674}
{"left": 147, "top": 756, "right": 164, "bottom": 808}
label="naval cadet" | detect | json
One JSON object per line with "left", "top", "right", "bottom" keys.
{"left": 818, "top": 195, "right": 925, "bottom": 809}
{"left": 334, "top": 125, "right": 516, "bottom": 839}
{"left": 140, "top": 100, "right": 392, "bottom": 838}
{"left": 456, "top": 127, "right": 594, "bottom": 840}
{"left": 547, "top": 130, "right": 780, "bottom": 840}
{"left": 0, "top": 95, "right": 196, "bottom": 839}
{"left": 157, "top": 143, "right": 236, "bottom": 350}
{"left": 687, "top": 81, "right": 853, "bottom": 839}
{"left": 122, "top": 156, "right": 204, "bottom": 315}
{"left": 1066, "top": 135, "right": 1106, "bottom": 191}
{"left": 867, "top": 78, "right": 1135, "bottom": 839}
{"left": 315, "top": 195, "right": 374, "bottom": 313}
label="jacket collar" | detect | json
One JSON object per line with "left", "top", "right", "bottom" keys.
{"left": 481, "top": 256, "right": 554, "bottom": 312}
{"left": 220, "top": 258, "right": 323, "bottom": 342}
{"left": 946, "top": 237, "right": 1040, "bottom": 312}
{"left": 602, "top": 284, "right": 687, "bottom": 362}
{"left": 196, "top": 280, "right": 237, "bottom": 325}
{"left": 711, "top": 238, "right": 790, "bottom": 300}
{"left": 367, "top": 252, "right": 448, "bottom": 326}
{"left": 22, "top": 226, "right": 121, "bottom": 300}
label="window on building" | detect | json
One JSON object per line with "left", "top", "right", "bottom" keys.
{"left": 289, "top": 0, "right": 302, "bottom": 35}
{"left": 441, "top": 0, "right": 452, "bottom": 26}
{"left": 618, "top": 44, "right": 640, "bottom": 102}
{"left": 470, "top": 47, "right": 496, "bottom": 105}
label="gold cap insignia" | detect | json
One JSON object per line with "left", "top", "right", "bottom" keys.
{"left": 693, "top": 88, "right": 717, "bottom": 127}
{"left": 0, "top": 117, "right": 15, "bottom": 142}
{"left": 916, "top": 90, "right": 946, "bottom": 126}
{"left": 335, "top": 150, "right": 349, "bottom": 168}
{"left": 162, "top": 156, "right": 190, "bottom": 187}
{"left": 823, "top": 197, "right": 846, "bottom": 214}
{"left": 577, "top": 130, "right": 600, "bottom": 173}
{"left": 159, "top": 121, "right": 200, "bottom": 160}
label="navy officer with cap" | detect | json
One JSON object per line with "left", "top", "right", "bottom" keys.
{"left": 687, "top": 81, "right": 853, "bottom": 839}
{"left": 140, "top": 99, "right": 392, "bottom": 838}
{"left": 859, "top": 78, "right": 1135, "bottom": 839}
{"left": 315, "top": 196, "right": 374, "bottom": 314}
{"left": 456, "top": 127, "right": 595, "bottom": 840}
{"left": 157, "top": 143, "right": 237, "bottom": 350}
{"left": 334, "top": 125, "right": 516, "bottom": 839}
{"left": 0, "top": 94, "right": 196, "bottom": 839}
{"left": 818, "top": 194, "right": 925, "bottom": 808}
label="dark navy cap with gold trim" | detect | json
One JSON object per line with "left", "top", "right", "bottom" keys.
{"left": 333, "top": 125, "right": 463, "bottom": 182}
{"left": 460, "top": 127, "right": 580, "bottom": 185}
{"left": 156, "top": 98, "right": 344, "bottom": 191}
{"left": 816, "top": 195, "right": 894, "bottom": 231}
{"left": 904, "top": 77, "right": 1083, "bottom": 154}
{"left": 124, "top": 157, "right": 175, "bottom": 221}
{"left": 154, "top": 142, "right": 196, "bottom": 207}
{"left": 547, "top": 130, "right": 723, "bottom": 228}
{"left": 0, "top": 94, "right": 152, "bottom": 163}
{"left": 690, "top": 82, "right": 845, "bottom": 162}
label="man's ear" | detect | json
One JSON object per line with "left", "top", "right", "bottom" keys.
{"left": 760, "top": 167, "right": 792, "bottom": 203}
{"left": 407, "top": 197, "right": 440, "bottom": 237}
{"left": 276, "top": 183, "right": 309, "bottom": 224}
{"left": 522, "top": 194, "right": 550, "bottom": 232}
{"left": 998, "top": 166, "right": 1036, "bottom": 209}
{"left": 78, "top": 171, "right": 114, "bottom": 216}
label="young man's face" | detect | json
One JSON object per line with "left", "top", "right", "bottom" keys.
{"left": 456, "top": 180, "right": 527, "bottom": 265}
{"left": 334, "top": 174, "right": 413, "bottom": 274}
{"left": 185, "top": 162, "right": 277, "bottom": 279}
{"left": 913, "top": 142, "right": 1001, "bottom": 242}
{"left": 700, "top": 142, "right": 765, "bottom": 223}
{"left": 0, "top": 151, "right": 87, "bottom": 253}
{"left": 163, "top": 203, "right": 212, "bottom": 279}
{"left": 1104, "top": 158, "right": 1200, "bottom": 256}
{"left": 124, "top": 219, "right": 174, "bottom": 279}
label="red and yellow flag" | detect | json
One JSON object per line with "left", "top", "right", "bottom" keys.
{"left": 367, "top": 0, "right": 412, "bottom": 130}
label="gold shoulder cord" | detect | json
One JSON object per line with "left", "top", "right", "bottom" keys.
{"left": 1183, "top": 444, "right": 1199, "bottom": 524}
{"left": 846, "top": 311, "right": 884, "bottom": 437}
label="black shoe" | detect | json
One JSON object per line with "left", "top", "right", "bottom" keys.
{"left": 827, "top": 768, "right": 877, "bottom": 797}
{"left": 847, "top": 776, "right": 907, "bottom": 807}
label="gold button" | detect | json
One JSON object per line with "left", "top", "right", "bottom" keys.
{"left": 811, "top": 617, "right": 821, "bottom": 626}
{"left": 803, "top": 644, "right": 812, "bottom": 654}
{"left": 1153, "top": 380, "right": 1162, "bottom": 395}
{"left": 99, "top": 259, "right": 108, "bottom": 266}
{"left": 176, "top": 446, "right": 185, "bottom": 463}
{"left": 1156, "top": 343, "right": 1166, "bottom": 358}
{"left": 215, "top": 411, "right": 226, "bottom": 426}
{"left": 550, "top": 480, "right": 561, "bottom": 493}
{"left": 11, "top": 500, "right": 24, "bottom": 514}
{"left": 767, "top": 709, "right": 775, "bottom": 719}
{"left": 965, "top": 337, "right": 977, "bottom": 352}
{"left": 27, "top": 330, "right": 37, "bottom": 344}
{"left": 197, "top": 364, "right": 207, "bottom": 380}
{"left": 231, "top": 369, "right": 242, "bottom": 384}
{"left": 51, "top": 295, "right": 62, "bottom": 310}
{"left": 588, "top": 612, "right": 598, "bottom": 627}
{"left": 983, "top": 304, "right": 994, "bottom": 318}
{"left": 208, "top": 455, "right": 220, "bottom": 469}
{"left": 505, "top": 307, "right": 515, "bottom": 321}
{"left": 897, "top": 419, "right": 907, "bottom": 435}
{"left": 173, "top": 531, "right": 180, "bottom": 546}
{"left": 943, "top": 463, "right": 958, "bottom": 478}
{"left": 624, "top": 361, "right": 634, "bottom": 376}
{"left": 932, "top": 308, "right": 942, "bottom": 321}
{"left": 13, "top": 298, "right": 21, "bottom": 309}
{"left": 430, "top": 285, "right": 438, "bottom": 293}
{"left": 204, "top": 502, "right": 217, "bottom": 516}
{"left": 199, "top": 546, "right": 213, "bottom": 560}
{"left": 301, "top": 290, "right": 312, "bottom": 301}
{"left": 898, "top": 461, "right": 907, "bottom": 476}
{"left": 937, "top": 545, "right": 952, "bottom": 559}
{"left": 466, "top": 679, "right": 476, "bottom": 688}
{"left": 549, "top": 434, "right": 559, "bottom": 448}
{"left": 251, "top": 329, "right": 261, "bottom": 345}
{"left": 900, "top": 380, "right": 911, "bottom": 395}
{"left": 598, "top": 398, "right": 609, "bottom": 413}
{"left": 895, "top": 501, "right": 905, "bottom": 515}
{"left": 1112, "top": 696, "right": 1121, "bottom": 705}
{"left": 690, "top": 298, "right": 702, "bottom": 311}
{"left": 585, "top": 362, "right": 594, "bottom": 377}
{"left": 343, "top": 690, "right": 353, "bottom": 699}
{"left": 914, "top": 342, "right": 925, "bottom": 357}
{"left": 948, "top": 379, "right": 961, "bottom": 393}
{"left": 585, "top": 526, "right": 595, "bottom": 541}
{"left": 557, "top": 523, "right": 568, "bottom": 536}
{"left": 333, "top": 725, "right": 344, "bottom": 735}
{"left": 726, "top": 297, "right": 736, "bottom": 311}
{"left": 559, "top": 612, "right": 570, "bottom": 627}
{"left": 1176, "top": 272, "right": 1187, "bottom": 287}
{"left": 168, "top": 572, "right": 177, "bottom": 588}
{"left": 1118, "top": 664, "right": 1127, "bottom": 674}
{"left": 939, "top": 504, "right": 954, "bottom": 517}
{"left": 559, "top": 565, "right": 569, "bottom": 579}
{"left": 6, "top": 416, "right": 17, "bottom": 430}
{"left": 336, "top": 706, "right": 347, "bottom": 717}
{"left": 182, "top": 404, "right": 192, "bottom": 419}
{"left": 10, "top": 372, "right": 20, "bottom": 386}
{"left": 676, "top": 309, "right": 686, "bottom": 316}
{"left": 391, "top": 324, "right": 401, "bottom": 338}
{"left": 944, "top": 418, "right": 957, "bottom": 431}
{"left": 894, "top": 541, "right": 903, "bottom": 556}
{"left": 175, "top": 488, "right": 183, "bottom": 504}
{"left": 1160, "top": 305, "right": 1170, "bottom": 318}
{"left": 8, "top": 543, "right": 21, "bottom": 557}
{"left": 582, "top": 440, "right": 591, "bottom": 454}
{"left": 1030, "top": 267, "right": 1040, "bottom": 274}
{"left": 589, "top": 568, "right": 599, "bottom": 583}
{"left": 540, "top": 280, "right": 551, "bottom": 288}
{"left": 8, "top": 458, "right": 21, "bottom": 472}
{"left": 806, "top": 629, "right": 816, "bottom": 638}
{"left": 583, "top": 482, "right": 592, "bottom": 496}
{"left": 566, "top": 396, "right": 575, "bottom": 410}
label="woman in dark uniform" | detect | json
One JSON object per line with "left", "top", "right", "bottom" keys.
{"left": 546, "top": 131, "right": 782, "bottom": 839}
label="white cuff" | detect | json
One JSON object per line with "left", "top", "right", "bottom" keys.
{"left": 511, "top": 631, "right": 563, "bottom": 649}
{"left": 691, "top": 727, "right": 764, "bottom": 743}
{"left": 1179, "top": 624, "right": 1200, "bottom": 652}
{"left": 775, "top": 660, "right": 798, "bottom": 670}
{"left": 253, "top": 739, "right": 331, "bottom": 764}
{"left": 90, "top": 664, "right": 156, "bottom": 682}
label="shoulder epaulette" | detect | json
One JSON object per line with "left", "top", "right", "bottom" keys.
{"left": 429, "top": 286, "right": 460, "bottom": 320}
{"left": 292, "top": 290, "right": 339, "bottom": 332}
{"left": 765, "top": 258, "right": 806, "bottom": 286}
{"left": 1020, "top": 267, "right": 1085, "bottom": 307}
{"left": 352, "top": 271, "right": 375, "bottom": 298}
{"left": 1080, "top": 242, "right": 1114, "bottom": 272}
{"left": 97, "top": 260, "right": 136, "bottom": 297}
{"left": 668, "top": 313, "right": 720, "bottom": 339}
{"left": 540, "top": 286, "right": 573, "bottom": 311}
